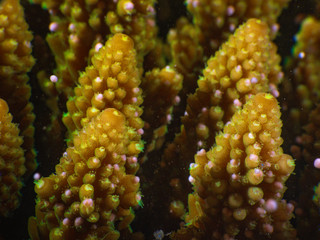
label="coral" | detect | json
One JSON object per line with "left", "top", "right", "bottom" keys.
{"left": 182, "top": 18, "right": 282, "bottom": 151}
{"left": 186, "top": 0, "right": 290, "bottom": 55}
{"left": 159, "top": 19, "right": 284, "bottom": 220}
{"left": 140, "top": 66, "right": 183, "bottom": 162}
{"left": 174, "top": 93, "right": 295, "bottom": 239}
{"left": 0, "top": 0, "right": 36, "bottom": 177}
{"left": 37, "top": 0, "right": 157, "bottom": 99}
{"left": 3, "top": 0, "right": 320, "bottom": 239}
{"left": 282, "top": 17, "right": 320, "bottom": 136}
{"left": 62, "top": 33, "right": 144, "bottom": 139}
{"left": 167, "top": 17, "right": 204, "bottom": 94}
{"left": 0, "top": 98, "right": 26, "bottom": 217}
{"left": 28, "top": 108, "right": 143, "bottom": 240}
{"left": 29, "top": 33, "right": 144, "bottom": 240}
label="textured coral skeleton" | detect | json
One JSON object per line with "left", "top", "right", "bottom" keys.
{"left": 1, "top": 0, "right": 320, "bottom": 239}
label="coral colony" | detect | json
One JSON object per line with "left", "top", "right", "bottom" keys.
{"left": 1, "top": 0, "right": 320, "bottom": 239}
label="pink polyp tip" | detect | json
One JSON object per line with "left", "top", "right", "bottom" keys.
{"left": 96, "top": 93, "right": 103, "bottom": 101}
{"left": 138, "top": 128, "right": 144, "bottom": 135}
{"left": 249, "top": 154, "right": 258, "bottom": 161}
{"left": 201, "top": 107, "right": 207, "bottom": 113}
{"left": 50, "top": 75, "right": 58, "bottom": 83}
{"left": 33, "top": 172, "right": 41, "bottom": 180}
{"left": 207, "top": 161, "right": 214, "bottom": 169}
{"left": 265, "top": 199, "right": 278, "bottom": 212}
{"left": 69, "top": 34, "right": 79, "bottom": 44}
{"left": 49, "top": 22, "right": 58, "bottom": 32}
{"left": 227, "top": 6, "right": 235, "bottom": 16}
{"left": 254, "top": 168, "right": 263, "bottom": 178}
{"left": 214, "top": 90, "right": 222, "bottom": 98}
{"left": 229, "top": 23, "right": 235, "bottom": 32}
{"left": 124, "top": 1, "right": 134, "bottom": 11}
{"left": 233, "top": 99, "right": 242, "bottom": 107}
{"left": 147, "top": 5, "right": 155, "bottom": 14}
{"left": 114, "top": 164, "right": 120, "bottom": 171}
{"left": 256, "top": 207, "right": 266, "bottom": 217}
{"left": 188, "top": 175, "right": 195, "bottom": 184}
{"left": 274, "top": 181, "right": 283, "bottom": 190}
{"left": 263, "top": 223, "right": 274, "bottom": 233}
{"left": 68, "top": 23, "right": 75, "bottom": 32}
{"left": 74, "top": 217, "right": 84, "bottom": 227}
{"left": 314, "top": 158, "right": 320, "bottom": 169}
{"left": 82, "top": 198, "right": 94, "bottom": 207}
{"left": 95, "top": 43, "right": 103, "bottom": 52}
{"left": 231, "top": 174, "right": 238, "bottom": 180}
{"left": 287, "top": 203, "right": 294, "bottom": 212}
{"left": 63, "top": 218, "right": 70, "bottom": 226}
{"left": 132, "top": 97, "right": 137, "bottom": 103}
{"left": 197, "top": 123, "right": 206, "bottom": 130}
{"left": 230, "top": 159, "right": 237, "bottom": 166}
{"left": 128, "top": 157, "right": 137, "bottom": 164}
{"left": 197, "top": 149, "right": 206, "bottom": 156}
{"left": 134, "top": 176, "right": 140, "bottom": 183}
{"left": 65, "top": 189, "right": 72, "bottom": 197}
{"left": 174, "top": 96, "right": 180, "bottom": 104}
{"left": 133, "top": 87, "right": 140, "bottom": 93}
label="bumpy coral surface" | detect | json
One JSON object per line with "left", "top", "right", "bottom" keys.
{"left": 0, "top": 0, "right": 36, "bottom": 177}
{"left": 62, "top": 33, "right": 144, "bottom": 138}
{"left": 0, "top": 98, "right": 26, "bottom": 217}
{"left": 186, "top": 0, "right": 290, "bottom": 54}
{"left": 159, "top": 20, "right": 284, "bottom": 220}
{"left": 28, "top": 108, "right": 143, "bottom": 240}
{"left": 36, "top": 0, "right": 156, "bottom": 98}
{"left": 183, "top": 19, "right": 282, "bottom": 150}
{"left": 175, "top": 93, "right": 295, "bottom": 239}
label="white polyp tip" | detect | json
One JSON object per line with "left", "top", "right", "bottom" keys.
{"left": 314, "top": 158, "right": 320, "bottom": 169}
{"left": 50, "top": 75, "right": 58, "bottom": 83}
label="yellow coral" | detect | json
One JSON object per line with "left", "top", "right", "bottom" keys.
{"left": 159, "top": 20, "right": 283, "bottom": 219}
{"left": 62, "top": 33, "right": 144, "bottom": 138}
{"left": 167, "top": 17, "right": 204, "bottom": 94}
{"left": 29, "top": 108, "right": 143, "bottom": 240}
{"left": 35, "top": 0, "right": 157, "bottom": 98}
{"left": 186, "top": 0, "right": 290, "bottom": 55}
{"left": 0, "top": 98, "right": 26, "bottom": 217}
{"left": 0, "top": 0, "right": 36, "bottom": 177}
{"left": 183, "top": 93, "right": 295, "bottom": 239}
